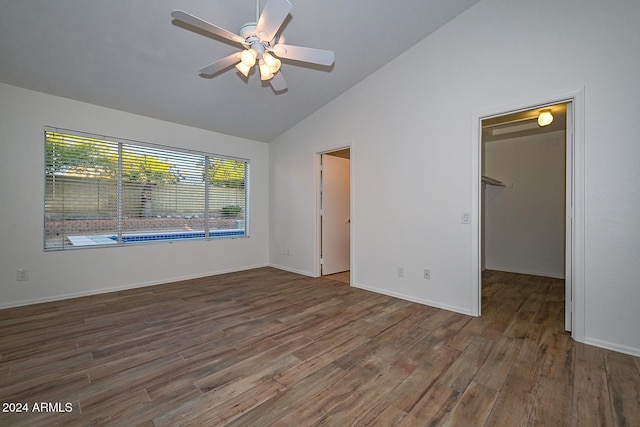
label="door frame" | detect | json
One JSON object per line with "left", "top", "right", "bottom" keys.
{"left": 315, "top": 145, "right": 353, "bottom": 280}
{"left": 470, "top": 88, "right": 585, "bottom": 341}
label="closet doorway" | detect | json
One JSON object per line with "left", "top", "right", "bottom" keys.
{"left": 480, "top": 102, "right": 572, "bottom": 331}
{"left": 318, "top": 148, "right": 351, "bottom": 282}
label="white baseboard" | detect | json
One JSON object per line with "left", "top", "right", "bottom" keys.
{"left": 0, "top": 263, "right": 270, "bottom": 310}
{"left": 484, "top": 265, "right": 565, "bottom": 279}
{"left": 351, "top": 282, "right": 473, "bottom": 316}
{"left": 583, "top": 337, "right": 640, "bottom": 358}
{"left": 269, "top": 263, "right": 316, "bottom": 278}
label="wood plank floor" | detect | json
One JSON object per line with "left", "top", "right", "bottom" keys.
{"left": 1, "top": 268, "right": 638, "bottom": 426}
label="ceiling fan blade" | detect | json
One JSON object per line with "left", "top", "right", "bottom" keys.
{"left": 171, "top": 10, "right": 245, "bottom": 45}
{"left": 271, "top": 44, "right": 335, "bottom": 66}
{"left": 270, "top": 71, "right": 287, "bottom": 92}
{"left": 198, "top": 52, "right": 241, "bottom": 75}
{"left": 255, "top": 0, "right": 292, "bottom": 42}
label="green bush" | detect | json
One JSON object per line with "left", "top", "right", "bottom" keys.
{"left": 220, "top": 205, "right": 242, "bottom": 218}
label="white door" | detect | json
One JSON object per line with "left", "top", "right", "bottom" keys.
{"left": 565, "top": 102, "right": 574, "bottom": 332}
{"left": 321, "top": 154, "right": 350, "bottom": 275}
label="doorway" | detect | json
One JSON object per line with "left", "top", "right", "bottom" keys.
{"left": 470, "top": 89, "right": 585, "bottom": 339}
{"left": 318, "top": 148, "right": 351, "bottom": 281}
{"left": 481, "top": 103, "right": 570, "bottom": 330}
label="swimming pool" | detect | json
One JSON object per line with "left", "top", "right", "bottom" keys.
{"left": 108, "top": 229, "right": 245, "bottom": 243}
{"left": 67, "top": 229, "right": 245, "bottom": 246}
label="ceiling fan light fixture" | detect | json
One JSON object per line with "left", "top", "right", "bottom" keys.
{"left": 235, "top": 61, "right": 252, "bottom": 77}
{"left": 240, "top": 48, "right": 257, "bottom": 67}
{"left": 538, "top": 110, "right": 554, "bottom": 127}
{"left": 259, "top": 60, "right": 274, "bottom": 80}
{"left": 263, "top": 52, "right": 281, "bottom": 73}
{"left": 270, "top": 58, "right": 281, "bottom": 74}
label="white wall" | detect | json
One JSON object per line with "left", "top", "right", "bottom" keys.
{"left": 0, "top": 83, "right": 269, "bottom": 308}
{"left": 269, "top": 0, "right": 640, "bottom": 356}
{"left": 483, "top": 130, "right": 566, "bottom": 278}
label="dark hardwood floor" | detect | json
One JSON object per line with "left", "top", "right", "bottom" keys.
{"left": 1, "top": 268, "right": 638, "bottom": 426}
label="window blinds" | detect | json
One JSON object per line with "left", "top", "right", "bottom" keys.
{"left": 44, "top": 127, "right": 249, "bottom": 250}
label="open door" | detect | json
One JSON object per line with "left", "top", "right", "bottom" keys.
{"left": 320, "top": 152, "right": 350, "bottom": 275}
{"left": 565, "top": 102, "right": 574, "bottom": 332}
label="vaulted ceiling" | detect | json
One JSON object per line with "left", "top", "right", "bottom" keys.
{"left": 0, "top": 0, "right": 481, "bottom": 142}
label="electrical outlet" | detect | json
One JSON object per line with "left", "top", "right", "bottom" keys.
{"left": 424, "top": 269, "right": 430, "bottom": 280}
{"left": 397, "top": 266, "right": 405, "bottom": 277}
{"left": 17, "top": 269, "right": 29, "bottom": 281}
{"left": 284, "top": 248, "right": 291, "bottom": 255}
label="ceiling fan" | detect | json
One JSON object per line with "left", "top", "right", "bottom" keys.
{"left": 171, "top": 0, "right": 335, "bottom": 92}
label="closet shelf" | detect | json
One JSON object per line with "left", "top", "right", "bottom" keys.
{"left": 482, "top": 175, "right": 506, "bottom": 186}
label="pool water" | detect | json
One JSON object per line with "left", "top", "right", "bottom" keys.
{"left": 108, "top": 229, "right": 245, "bottom": 243}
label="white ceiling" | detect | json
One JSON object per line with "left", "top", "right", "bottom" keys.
{"left": 0, "top": 0, "right": 481, "bottom": 142}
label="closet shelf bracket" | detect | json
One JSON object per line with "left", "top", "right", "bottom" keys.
{"left": 482, "top": 175, "right": 506, "bottom": 186}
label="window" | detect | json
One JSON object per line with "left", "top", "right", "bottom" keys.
{"left": 44, "top": 127, "right": 249, "bottom": 250}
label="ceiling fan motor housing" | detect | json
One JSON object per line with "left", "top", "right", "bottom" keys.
{"left": 239, "top": 22, "right": 269, "bottom": 54}
{"left": 238, "top": 22, "right": 258, "bottom": 39}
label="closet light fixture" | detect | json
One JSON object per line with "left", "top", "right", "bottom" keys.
{"left": 538, "top": 110, "right": 554, "bottom": 127}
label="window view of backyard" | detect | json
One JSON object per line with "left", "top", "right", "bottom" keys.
{"left": 44, "top": 128, "right": 249, "bottom": 250}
